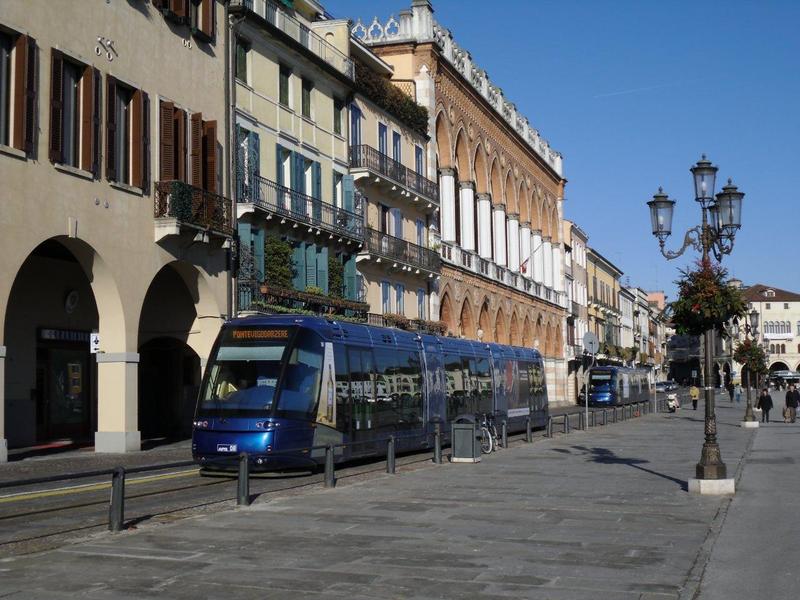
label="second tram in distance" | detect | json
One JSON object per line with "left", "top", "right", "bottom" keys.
{"left": 586, "top": 366, "right": 650, "bottom": 406}
{"left": 192, "top": 315, "right": 549, "bottom": 469}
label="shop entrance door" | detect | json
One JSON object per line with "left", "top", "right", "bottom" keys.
{"left": 37, "top": 346, "right": 93, "bottom": 441}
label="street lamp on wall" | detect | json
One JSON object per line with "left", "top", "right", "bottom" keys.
{"left": 646, "top": 155, "right": 745, "bottom": 488}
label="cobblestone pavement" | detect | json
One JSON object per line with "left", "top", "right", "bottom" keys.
{"left": 0, "top": 396, "right": 759, "bottom": 599}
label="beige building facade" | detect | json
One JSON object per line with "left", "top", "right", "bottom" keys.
{"left": 349, "top": 43, "right": 441, "bottom": 323}
{"left": 0, "top": 0, "right": 231, "bottom": 461}
{"left": 352, "top": 2, "right": 569, "bottom": 404}
{"left": 587, "top": 248, "right": 623, "bottom": 361}
{"left": 231, "top": 0, "right": 363, "bottom": 310}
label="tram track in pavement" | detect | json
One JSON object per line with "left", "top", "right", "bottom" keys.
{"left": 0, "top": 446, "right": 460, "bottom": 558}
{"left": 0, "top": 397, "right": 681, "bottom": 558}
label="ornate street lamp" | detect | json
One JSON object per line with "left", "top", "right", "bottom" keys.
{"left": 647, "top": 155, "right": 745, "bottom": 485}
{"left": 740, "top": 308, "right": 760, "bottom": 423}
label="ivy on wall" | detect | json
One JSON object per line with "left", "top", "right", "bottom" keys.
{"left": 354, "top": 60, "right": 429, "bottom": 137}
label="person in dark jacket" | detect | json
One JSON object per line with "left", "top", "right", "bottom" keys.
{"left": 757, "top": 388, "right": 773, "bottom": 423}
{"left": 785, "top": 384, "right": 800, "bottom": 423}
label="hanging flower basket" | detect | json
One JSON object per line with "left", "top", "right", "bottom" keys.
{"left": 669, "top": 258, "right": 746, "bottom": 337}
{"left": 733, "top": 339, "right": 768, "bottom": 375}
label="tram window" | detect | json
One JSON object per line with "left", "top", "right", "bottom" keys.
{"left": 374, "top": 348, "right": 400, "bottom": 429}
{"left": 529, "top": 362, "right": 546, "bottom": 412}
{"left": 518, "top": 361, "right": 531, "bottom": 412}
{"left": 396, "top": 349, "right": 423, "bottom": 424}
{"left": 276, "top": 330, "right": 324, "bottom": 419}
{"left": 333, "top": 345, "right": 350, "bottom": 433}
{"left": 349, "top": 348, "right": 376, "bottom": 431}
{"left": 199, "top": 340, "right": 288, "bottom": 416}
{"left": 444, "top": 353, "right": 466, "bottom": 420}
{"left": 474, "top": 357, "right": 493, "bottom": 414}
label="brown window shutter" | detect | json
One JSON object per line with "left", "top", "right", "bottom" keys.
{"left": 202, "top": 119, "right": 217, "bottom": 193}
{"left": 80, "top": 66, "right": 93, "bottom": 171}
{"left": 159, "top": 100, "right": 175, "bottom": 181}
{"left": 23, "top": 37, "right": 37, "bottom": 156}
{"left": 174, "top": 0, "right": 189, "bottom": 18}
{"left": 131, "top": 89, "right": 143, "bottom": 188}
{"left": 48, "top": 48, "right": 63, "bottom": 163}
{"left": 106, "top": 75, "right": 117, "bottom": 181}
{"left": 12, "top": 35, "right": 34, "bottom": 152}
{"left": 175, "top": 108, "right": 187, "bottom": 182}
{"left": 190, "top": 112, "right": 203, "bottom": 188}
{"left": 141, "top": 90, "right": 150, "bottom": 191}
{"left": 201, "top": 0, "right": 215, "bottom": 39}
{"left": 91, "top": 68, "right": 101, "bottom": 178}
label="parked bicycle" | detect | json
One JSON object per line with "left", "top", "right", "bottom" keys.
{"left": 478, "top": 412, "right": 499, "bottom": 454}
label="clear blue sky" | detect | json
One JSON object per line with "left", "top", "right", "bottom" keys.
{"left": 327, "top": 0, "right": 800, "bottom": 300}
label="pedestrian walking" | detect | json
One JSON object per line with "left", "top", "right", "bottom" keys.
{"left": 727, "top": 382, "right": 735, "bottom": 403}
{"left": 735, "top": 384, "right": 742, "bottom": 404}
{"left": 690, "top": 385, "right": 700, "bottom": 410}
{"left": 757, "top": 388, "right": 773, "bottom": 423}
{"left": 785, "top": 384, "right": 799, "bottom": 423}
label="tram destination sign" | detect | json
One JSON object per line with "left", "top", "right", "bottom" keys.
{"left": 230, "top": 328, "right": 290, "bottom": 340}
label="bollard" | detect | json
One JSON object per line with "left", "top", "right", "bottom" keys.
{"left": 501, "top": 420, "right": 508, "bottom": 448}
{"left": 324, "top": 444, "right": 336, "bottom": 488}
{"left": 387, "top": 436, "right": 396, "bottom": 474}
{"left": 108, "top": 466, "right": 126, "bottom": 532}
{"left": 546, "top": 416, "right": 552, "bottom": 438}
{"left": 434, "top": 424, "right": 442, "bottom": 464}
{"left": 525, "top": 416, "right": 532, "bottom": 443}
{"left": 237, "top": 452, "right": 250, "bottom": 506}
{"left": 603, "top": 409, "right": 607, "bottom": 426}
{"left": 564, "top": 415, "right": 570, "bottom": 434}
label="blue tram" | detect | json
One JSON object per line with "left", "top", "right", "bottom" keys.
{"left": 586, "top": 366, "right": 650, "bottom": 407}
{"left": 192, "top": 315, "right": 548, "bottom": 469}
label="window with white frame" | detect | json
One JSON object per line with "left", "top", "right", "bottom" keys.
{"left": 417, "top": 289, "right": 426, "bottom": 319}
{"left": 381, "top": 280, "right": 391, "bottom": 314}
{"left": 395, "top": 283, "right": 405, "bottom": 313}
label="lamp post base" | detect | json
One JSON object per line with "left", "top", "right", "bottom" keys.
{"left": 688, "top": 477, "right": 735, "bottom": 495}
{"left": 696, "top": 442, "right": 727, "bottom": 480}
{"left": 740, "top": 421, "right": 759, "bottom": 429}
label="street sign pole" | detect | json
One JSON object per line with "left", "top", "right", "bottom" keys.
{"left": 582, "top": 332, "right": 600, "bottom": 429}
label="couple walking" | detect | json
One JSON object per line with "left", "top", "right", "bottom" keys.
{"left": 756, "top": 384, "right": 800, "bottom": 423}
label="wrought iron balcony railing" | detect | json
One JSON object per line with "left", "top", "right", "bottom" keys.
{"left": 364, "top": 228, "right": 441, "bottom": 272}
{"left": 243, "top": 174, "right": 363, "bottom": 241}
{"left": 231, "top": 0, "right": 354, "bottom": 79}
{"left": 154, "top": 180, "right": 233, "bottom": 236}
{"left": 349, "top": 145, "right": 439, "bottom": 204}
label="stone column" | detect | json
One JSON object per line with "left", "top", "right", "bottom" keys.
{"left": 0, "top": 345, "right": 6, "bottom": 463}
{"left": 543, "top": 236, "right": 553, "bottom": 288}
{"left": 459, "top": 181, "right": 475, "bottom": 252}
{"left": 439, "top": 168, "right": 456, "bottom": 243}
{"left": 519, "top": 221, "right": 531, "bottom": 278}
{"left": 532, "top": 229, "right": 543, "bottom": 284}
{"left": 507, "top": 214, "right": 520, "bottom": 272}
{"left": 493, "top": 204, "right": 507, "bottom": 267}
{"left": 552, "top": 244, "right": 563, "bottom": 292}
{"left": 95, "top": 352, "right": 141, "bottom": 453}
{"left": 476, "top": 193, "right": 493, "bottom": 259}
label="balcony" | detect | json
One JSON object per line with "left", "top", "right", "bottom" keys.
{"left": 349, "top": 145, "right": 439, "bottom": 208}
{"left": 241, "top": 174, "right": 363, "bottom": 243}
{"left": 154, "top": 180, "right": 234, "bottom": 241}
{"left": 572, "top": 301, "right": 581, "bottom": 316}
{"left": 362, "top": 228, "right": 441, "bottom": 274}
{"left": 231, "top": 0, "right": 354, "bottom": 79}
{"left": 440, "top": 242, "right": 567, "bottom": 308}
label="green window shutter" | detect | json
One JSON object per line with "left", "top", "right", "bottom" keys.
{"left": 275, "top": 144, "right": 284, "bottom": 186}
{"left": 292, "top": 242, "right": 305, "bottom": 290}
{"left": 342, "top": 175, "right": 354, "bottom": 212}
{"left": 305, "top": 243, "right": 317, "bottom": 288}
{"left": 253, "top": 228, "right": 265, "bottom": 283}
{"left": 236, "top": 124, "right": 245, "bottom": 201}
{"left": 312, "top": 161, "right": 322, "bottom": 221}
{"left": 344, "top": 254, "right": 357, "bottom": 300}
{"left": 317, "top": 246, "right": 328, "bottom": 294}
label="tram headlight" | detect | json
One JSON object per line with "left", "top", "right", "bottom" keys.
{"left": 193, "top": 420, "right": 209, "bottom": 429}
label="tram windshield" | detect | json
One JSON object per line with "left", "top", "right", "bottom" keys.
{"left": 589, "top": 371, "right": 615, "bottom": 393}
{"left": 198, "top": 326, "right": 323, "bottom": 418}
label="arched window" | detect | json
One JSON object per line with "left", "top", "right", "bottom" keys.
{"left": 770, "top": 344, "right": 775, "bottom": 353}
{"left": 781, "top": 344, "right": 786, "bottom": 354}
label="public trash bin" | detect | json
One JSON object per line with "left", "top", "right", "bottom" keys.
{"left": 451, "top": 415, "right": 481, "bottom": 463}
